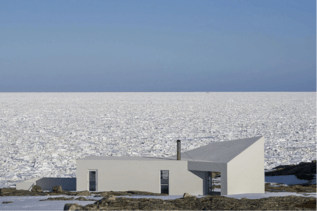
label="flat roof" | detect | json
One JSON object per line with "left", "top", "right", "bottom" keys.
{"left": 78, "top": 155, "right": 185, "bottom": 161}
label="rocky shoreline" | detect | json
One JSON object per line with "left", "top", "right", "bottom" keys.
{"left": 1, "top": 184, "right": 315, "bottom": 210}
{"left": 63, "top": 194, "right": 316, "bottom": 210}
{"left": 265, "top": 160, "right": 316, "bottom": 180}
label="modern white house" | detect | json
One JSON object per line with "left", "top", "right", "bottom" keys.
{"left": 76, "top": 136, "right": 264, "bottom": 196}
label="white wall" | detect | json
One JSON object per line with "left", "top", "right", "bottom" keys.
{"left": 226, "top": 137, "right": 264, "bottom": 195}
{"left": 16, "top": 177, "right": 41, "bottom": 191}
{"left": 77, "top": 160, "right": 204, "bottom": 195}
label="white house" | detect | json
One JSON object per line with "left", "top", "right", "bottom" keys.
{"left": 76, "top": 136, "right": 264, "bottom": 195}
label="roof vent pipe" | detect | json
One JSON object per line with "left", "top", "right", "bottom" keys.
{"left": 177, "top": 140, "right": 181, "bottom": 160}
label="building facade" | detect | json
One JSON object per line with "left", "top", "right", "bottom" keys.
{"left": 76, "top": 136, "right": 264, "bottom": 195}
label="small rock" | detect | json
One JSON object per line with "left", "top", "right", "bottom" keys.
{"left": 31, "top": 185, "right": 42, "bottom": 193}
{"left": 98, "top": 204, "right": 108, "bottom": 208}
{"left": 2, "top": 201, "right": 13, "bottom": 204}
{"left": 52, "top": 185, "right": 63, "bottom": 192}
{"left": 107, "top": 195, "right": 116, "bottom": 201}
{"left": 97, "top": 198, "right": 108, "bottom": 205}
{"left": 74, "top": 197, "right": 97, "bottom": 201}
{"left": 183, "top": 193, "right": 191, "bottom": 198}
{"left": 75, "top": 190, "right": 90, "bottom": 196}
{"left": 75, "top": 197, "right": 87, "bottom": 201}
{"left": 40, "top": 197, "right": 74, "bottom": 201}
{"left": 100, "top": 192, "right": 108, "bottom": 197}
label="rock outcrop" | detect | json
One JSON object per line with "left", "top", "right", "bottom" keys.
{"left": 64, "top": 195, "right": 316, "bottom": 210}
{"left": 266, "top": 160, "right": 316, "bottom": 177}
{"left": 0, "top": 188, "right": 15, "bottom": 194}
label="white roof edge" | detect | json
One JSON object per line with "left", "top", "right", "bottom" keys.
{"left": 78, "top": 136, "right": 263, "bottom": 163}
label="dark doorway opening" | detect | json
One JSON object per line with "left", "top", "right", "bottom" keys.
{"left": 160, "top": 170, "right": 169, "bottom": 194}
{"left": 89, "top": 171, "right": 96, "bottom": 191}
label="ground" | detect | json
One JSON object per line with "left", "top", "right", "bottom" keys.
{"left": 0, "top": 161, "right": 316, "bottom": 210}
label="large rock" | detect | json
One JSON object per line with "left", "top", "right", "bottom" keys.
{"left": 52, "top": 185, "right": 63, "bottom": 193}
{"left": 64, "top": 203, "right": 83, "bottom": 211}
{"left": 31, "top": 185, "right": 42, "bottom": 193}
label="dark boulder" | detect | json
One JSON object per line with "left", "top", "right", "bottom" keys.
{"left": 52, "top": 185, "right": 63, "bottom": 193}
{"left": 64, "top": 203, "right": 83, "bottom": 211}
{"left": 31, "top": 185, "right": 42, "bottom": 193}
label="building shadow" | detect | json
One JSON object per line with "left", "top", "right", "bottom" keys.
{"left": 208, "top": 191, "right": 221, "bottom": 195}
{"left": 36, "top": 177, "right": 76, "bottom": 191}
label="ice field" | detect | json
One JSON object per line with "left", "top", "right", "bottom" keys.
{"left": 0, "top": 92, "right": 316, "bottom": 188}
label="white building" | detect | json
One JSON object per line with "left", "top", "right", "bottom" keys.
{"left": 76, "top": 136, "right": 264, "bottom": 195}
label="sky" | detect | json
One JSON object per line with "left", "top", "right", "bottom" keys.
{"left": 0, "top": 0, "right": 316, "bottom": 92}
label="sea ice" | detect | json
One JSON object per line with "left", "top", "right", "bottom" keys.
{"left": 0, "top": 92, "right": 315, "bottom": 188}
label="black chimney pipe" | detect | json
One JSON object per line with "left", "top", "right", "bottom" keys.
{"left": 177, "top": 140, "right": 181, "bottom": 160}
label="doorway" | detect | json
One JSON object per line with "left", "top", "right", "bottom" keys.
{"left": 160, "top": 170, "right": 169, "bottom": 194}
{"left": 88, "top": 170, "right": 97, "bottom": 191}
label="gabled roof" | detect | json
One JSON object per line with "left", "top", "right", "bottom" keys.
{"left": 170, "top": 136, "right": 263, "bottom": 163}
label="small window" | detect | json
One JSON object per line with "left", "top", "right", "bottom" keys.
{"left": 160, "top": 170, "right": 169, "bottom": 194}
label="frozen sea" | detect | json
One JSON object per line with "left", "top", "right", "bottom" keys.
{"left": 0, "top": 92, "right": 316, "bottom": 188}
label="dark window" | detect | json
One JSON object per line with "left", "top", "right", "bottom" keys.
{"left": 89, "top": 171, "right": 96, "bottom": 191}
{"left": 160, "top": 170, "right": 169, "bottom": 194}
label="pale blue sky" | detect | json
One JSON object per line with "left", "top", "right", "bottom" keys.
{"left": 0, "top": 0, "right": 315, "bottom": 91}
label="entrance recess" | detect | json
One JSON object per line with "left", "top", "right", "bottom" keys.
{"left": 89, "top": 170, "right": 97, "bottom": 191}
{"left": 206, "top": 171, "right": 220, "bottom": 195}
{"left": 160, "top": 170, "right": 169, "bottom": 194}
